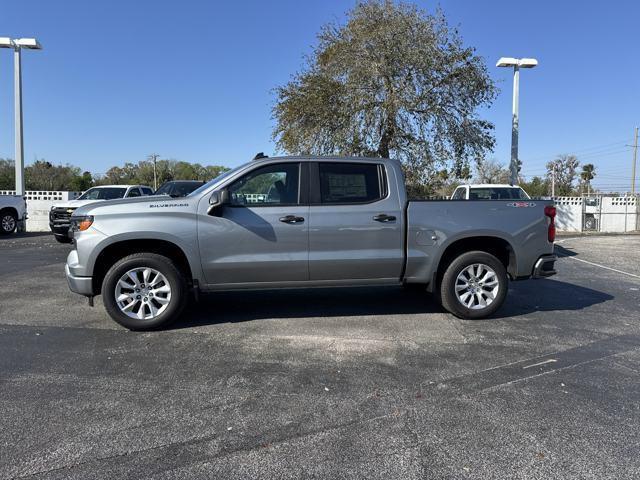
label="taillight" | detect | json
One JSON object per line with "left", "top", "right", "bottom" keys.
{"left": 544, "top": 205, "right": 556, "bottom": 243}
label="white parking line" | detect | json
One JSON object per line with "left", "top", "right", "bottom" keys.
{"left": 522, "top": 359, "right": 557, "bottom": 369}
{"left": 565, "top": 256, "right": 640, "bottom": 279}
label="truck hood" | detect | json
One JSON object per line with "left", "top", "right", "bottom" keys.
{"left": 73, "top": 195, "right": 174, "bottom": 216}
{"left": 53, "top": 199, "right": 106, "bottom": 209}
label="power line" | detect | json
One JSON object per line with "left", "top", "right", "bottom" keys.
{"left": 518, "top": 139, "right": 631, "bottom": 163}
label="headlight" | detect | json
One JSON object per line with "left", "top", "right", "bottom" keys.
{"left": 70, "top": 215, "right": 94, "bottom": 232}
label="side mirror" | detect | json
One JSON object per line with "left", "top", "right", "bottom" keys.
{"left": 208, "top": 189, "right": 229, "bottom": 215}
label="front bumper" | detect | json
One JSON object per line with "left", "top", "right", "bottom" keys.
{"left": 532, "top": 254, "right": 557, "bottom": 278}
{"left": 50, "top": 223, "right": 71, "bottom": 237}
{"left": 50, "top": 207, "right": 76, "bottom": 237}
{"left": 65, "top": 263, "right": 93, "bottom": 296}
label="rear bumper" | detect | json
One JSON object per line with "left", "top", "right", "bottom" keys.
{"left": 65, "top": 263, "right": 94, "bottom": 296}
{"left": 533, "top": 254, "right": 557, "bottom": 278}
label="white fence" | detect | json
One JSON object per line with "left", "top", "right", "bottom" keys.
{"left": 553, "top": 195, "right": 639, "bottom": 233}
{"left": 1, "top": 190, "right": 82, "bottom": 231}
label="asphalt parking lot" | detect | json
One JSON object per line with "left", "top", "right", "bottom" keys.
{"left": 1, "top": 233, "right": 639, "bottom": 479}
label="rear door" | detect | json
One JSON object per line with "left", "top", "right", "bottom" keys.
{"left": 308, "top": 161, "right": 403, "bottom": 281}
{"left": 198, "top": 161, "right": 310, "bottom": 285}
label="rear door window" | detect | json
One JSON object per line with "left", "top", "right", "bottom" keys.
{"left": 318, "top": 163, "right": 385, "bottom": 204}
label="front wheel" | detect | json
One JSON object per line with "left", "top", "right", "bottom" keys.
{"left": 101, "top": 253, "right": 188, "bottom": 330}
{"left": 440, "top": 251, "right": 508, "bottom": 319}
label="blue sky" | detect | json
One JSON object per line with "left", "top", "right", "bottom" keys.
{"left": 1, "top": 0, "right": 638, "bottom": 191}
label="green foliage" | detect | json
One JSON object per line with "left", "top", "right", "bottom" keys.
{"left": 272, "top": 0, "right": 497, "bottom": 194}
{"left": 0, "top": 159, "right": 14, "bottom": 190}
{"left": 69, "top": 171, "right": 94, "bottom": 191}
{"left": 546, "top": 154, "right": 580, "bottom": 196}
{"left": 0, "top": 157, "right": 229, "bottom": 191}
{"left": 95, "top": 159, "right": 229, "bottom": 187}
{"left": 520, "top": 176, "right": 549, "bottom": 198}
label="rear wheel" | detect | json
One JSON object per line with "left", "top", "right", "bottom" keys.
{"left": 101, "top": 253, "right": 188, "bottom": 330}
{"left": 1, "top": 210, "right": 17, "bottom": 234}
{"left": 440, "top": 251, "right": 508, "bottom": 319}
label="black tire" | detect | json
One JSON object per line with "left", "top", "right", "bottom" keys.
{"left": 1, "top": 210, "right": 18, "bottom": 234}
{"left": 101, "top": 253, "right": 188, "bottom": 330}
{"left": 440, "top": 251, "right": 508, "bottom": 320}
{"left": 54, "top": 234, "right": 73, "bottom": 243}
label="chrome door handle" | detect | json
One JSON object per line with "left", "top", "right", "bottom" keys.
{"left": 373, "top": 214, "right": 396, "bottom": 222}
{"left": 279, "top": 215, "right": 305, "bottom": 224}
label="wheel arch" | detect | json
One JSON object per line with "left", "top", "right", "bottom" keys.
{"left": 0, "top": 206, "right": 18, "bottom": 217}
{"left": 434, "top": 235, "right": 516, "bottom": 291}
{"left": 92, "top": 239, "right": 194, "bottom": 295}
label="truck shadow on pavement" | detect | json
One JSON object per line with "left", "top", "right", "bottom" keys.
{"left": 494, "top": 278, "right": 613, "bottom": 319}
{"left": 176, "top": 279, "right": 613, "bottom": 328}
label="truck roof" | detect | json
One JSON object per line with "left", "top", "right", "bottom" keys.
{"left": 458, "top": 184, "right": 524, "bottom": 188}
{"left": 261, "top": 155, "right": 400, "bottom": 163}
{"left": 90, "top": 185, "right": 149, "bottom": 189}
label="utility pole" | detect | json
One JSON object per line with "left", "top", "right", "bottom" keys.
{"left": 551, "top": 165, "right": 556, "bottom": 197}
{"left": 631, "top": 127, "right": 638, "bottom": 195}
{"left": 148, "top": 153, "right": 160, "bottom": 190}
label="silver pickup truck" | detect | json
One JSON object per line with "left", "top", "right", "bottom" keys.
{"left": 65, "top": 156, "right": 557, "bottom": 330}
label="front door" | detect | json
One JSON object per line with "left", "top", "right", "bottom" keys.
{"left": 308, "top": 161, "right": 404, "bottom": 281}
{"left": 198, "top": 162, "right": 309, "bottom": 285}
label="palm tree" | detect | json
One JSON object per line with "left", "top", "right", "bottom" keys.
{"left": 580, "top": 164, "right": 596, "bottom": 195}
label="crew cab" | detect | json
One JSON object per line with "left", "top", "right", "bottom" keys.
{"left": 0, "top": 195, "right": 27, "bottom": 234}
{"left": 50, "top": 185, "right": 153, "bottom": 242}
{"left": 65, "top": 156, "right": 557, "bottom": 330}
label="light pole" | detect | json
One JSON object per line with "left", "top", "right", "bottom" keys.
{"left": 496, "top": 57, "right": 538, "bottom": 185}
{"left": 0, "top": 37, "right": 42, "bottom": 196}
{"left": 148, "top": 153, "right": 160, "bottom": 190}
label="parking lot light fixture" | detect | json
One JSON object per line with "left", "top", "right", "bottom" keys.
{"left": 496, "top": 56, "right": 538, "bottom": 185}
{"left": 0, "top": 37, "right": 43, "bottom": 196}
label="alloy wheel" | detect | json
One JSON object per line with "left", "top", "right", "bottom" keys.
{"left": 454, "top": 263, "right": 500, "bottom": 310}
{"left": 114, "top": 267, "right": 172, "bottom": 320}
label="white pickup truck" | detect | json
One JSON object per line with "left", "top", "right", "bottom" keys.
{"left": 0, "top": 195, "right": 27, "bottom": 234}
{"left": 50, "top": 185, "right": 153, "bottom": 242}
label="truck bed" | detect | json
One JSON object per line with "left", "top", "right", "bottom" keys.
{"left": 403, "top": 199, "right": 555, "bottom": 285}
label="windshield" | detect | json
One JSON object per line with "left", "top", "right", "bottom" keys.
{"left": 78, "top": 187, "right": 127, "bottom": 200}
{"left": 155, "top": 181, "right": 204, "bottom": 197}
{"left": 154, "top": 183, "right": 173, "bottom": 195}
{"left": 187, "top": 164, "right": 247, "bottom": 197}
